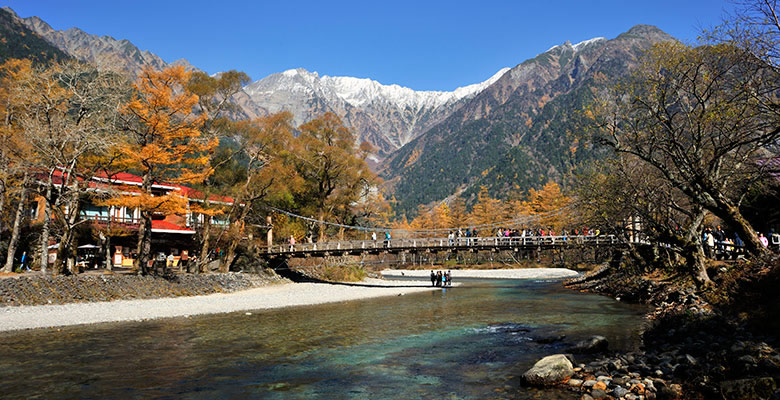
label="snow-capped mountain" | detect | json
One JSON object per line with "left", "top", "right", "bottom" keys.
{"left": 244, "top": 68, "right": 509, "bottom": 158}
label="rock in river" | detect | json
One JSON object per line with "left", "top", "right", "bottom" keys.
{"left": 521, "top": 354, "right": 574, "bottom": 386}
{"left": 568, "top": 335, "right": 609, "bottom": 354}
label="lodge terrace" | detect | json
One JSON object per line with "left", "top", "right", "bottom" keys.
{"left": 30, "top": 170, "right": 233, "bottom": 270}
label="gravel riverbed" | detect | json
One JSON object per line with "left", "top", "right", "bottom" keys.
{"left": 0, "top": 277, "right": 440, "bottom": 332}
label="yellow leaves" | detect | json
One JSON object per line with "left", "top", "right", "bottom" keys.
{"left": 102, "top": 192, "right": 188, "bottom": 215}
{"left": 404, "top": 149, "right": 421, "bottom": 168}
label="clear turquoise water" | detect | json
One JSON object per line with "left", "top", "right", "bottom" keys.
{"left": 0, "top": 279, "right": 648, "bottom": 399}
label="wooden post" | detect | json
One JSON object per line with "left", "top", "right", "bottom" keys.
{"left": 266, "top": 215, "right": 273, "bottom": 249}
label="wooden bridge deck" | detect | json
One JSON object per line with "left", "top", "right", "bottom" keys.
{"left": 260, "top": 235, "right": 620, "bottom": 259}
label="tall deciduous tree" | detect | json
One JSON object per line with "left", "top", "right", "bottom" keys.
{"left": 10, "top": 60, "right": 128, "bottom": 274}
{"left": 186, "top": 70, "right": 250, "bottom": 272}
{"left": 292, "top": 113, "right": 376, "bottom": 241}
{"left": 0, "top": 59, "right": 33, "bottom": 273}
{"left": 591, "top": 41, "right": 779, "bottom": 254}
{"left": 114, "top": 66, "right": 214, "bottom": 274}
{"left": 507, "top": 181, "right": 573, "bottom": 232}
{"left": 469, "top": 187, "right": 505, "bottom": 229}
{"left": 577, "top": 159, "right": 713, "bottom": 285}
{"left": 218, "top": 112, "right": 300, "bottom": 272}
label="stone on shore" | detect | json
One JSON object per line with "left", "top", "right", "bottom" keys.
{"left": 719, "top": 377, "right": 776, "bottom": 400}
{"left": 568, "top": 335, "right": 609, "bottom": 354}
{"left": 522, "top": 354, "right": 574, "bottom": 386}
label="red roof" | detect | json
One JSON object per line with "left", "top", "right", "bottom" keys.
{"left": 44, "top": 169, "right": 234, "bottom": 204}
{"left": 151, "top": 220, "right": 196, "bottom": 234}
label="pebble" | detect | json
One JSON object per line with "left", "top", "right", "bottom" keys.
{"left": 613, "top": 386, "right": 629, "bottom": 398}
{"left": 568, "top": 379, "right": 583, "bottom": 387}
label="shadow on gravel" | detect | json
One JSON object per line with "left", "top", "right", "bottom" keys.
{"left": 272, "top": 267, "right": 440, "bottom": 289}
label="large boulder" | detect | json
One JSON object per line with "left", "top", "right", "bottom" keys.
{"left": 568, "top": 335, "right": 609, "bottom": 354}
{"left": 522, "top": 354, "right": 574, "bottom": 386}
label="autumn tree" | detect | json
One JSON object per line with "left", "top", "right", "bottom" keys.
{"left": 508, "top": 181, "right": 574, "bottom": 232}
{"left": 186, "top": 70, "right": 250, "bottom": 272}
{"left": 7, "top": 60, "right": 128, "bottom": 274}
{"left": 0, "top": 59, "right": 33, "bottom": 273}
{"left": 469, "top": 187, "right": 505, "bottom": 230}
{"left": 591, "top": 41, "right": 779, "bottom": 254}
{"left": 577, "top": 159, "right": 713, "bottom": 285}
{"left": 217, "top": 112, "right": 300, "bottom": 272}
{"left": 291, "top": 113, "right": 376, "bottom": 241}
{"left": 114, "top": 66, "right": 214, "bottom": 274}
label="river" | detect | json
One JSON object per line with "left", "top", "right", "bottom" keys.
{"left": 0, "top": 278, "right": 648, "bottom": 399}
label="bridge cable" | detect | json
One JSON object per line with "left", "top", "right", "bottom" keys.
{"left": 260, "top": 203, "right": 577, "bottom": 235}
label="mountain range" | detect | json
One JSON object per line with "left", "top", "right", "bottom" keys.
{"left": 244, "top": 67, "right": 509, "bottom": 159}
{"left": 0, "top": 7, "right": 675, "bottom": 217}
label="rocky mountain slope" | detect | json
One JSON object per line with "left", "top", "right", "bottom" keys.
{"left": 244, "top": 68, "right": 509, "bottom": 159}
{"left": 5, "top": 7, "right": 264, "bottom": 120}
{"left": 0, "top": 7, "right": 70, "bottom": 65}
{"left": 382, "top": 25, "right": 675, "bottom": 216}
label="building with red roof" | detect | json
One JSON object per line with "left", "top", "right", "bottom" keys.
{"left": 31, "top": 170, "right": 234, "bottom": 269}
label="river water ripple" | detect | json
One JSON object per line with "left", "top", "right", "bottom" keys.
{"left": 0, "top": 278, "right": 648, "bottom": 399}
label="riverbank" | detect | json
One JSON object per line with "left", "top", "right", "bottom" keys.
{"left": 381, "top": 267, "right": 580, "bottom": 280}
{"left": 0, "top": 270, "right": 288, "bottom": 306}
{"left": 527, "top": 256, "right": 780, "bottom": 399}
{"left": 0, "top": 276, "right": 441, "bottom": 332}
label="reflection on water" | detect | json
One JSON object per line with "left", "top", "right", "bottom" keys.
{"left": 0, "top": 279, "right": 648, "bottom": 399}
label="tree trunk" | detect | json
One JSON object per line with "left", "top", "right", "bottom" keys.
{"left": 2, "top": 173, "right": 30, "bottom": 272}
{"left": 318, "top": 210, "right": 326, "bottom": 242}
{"left": 0, "top": 180, "right": 6, "bottom": 235}
{"left": 104, "top": 234, "right": 112, "bottom": 272}
{"left": 38, "top": 176, "right": 54, "bottom": 274}
{"left": 134, "top": 213, "right": 152, "bottom": 275}
{"left": 54, "top": 189, "right": 82, "bottom": 275}
{"left": 134, "top": 173, "right": 154, "bottom": 275}
{"left": 221, "top": 204, "right": 252, "bottom": 273}
{"left": 713, "top": 201, "right": 767, "bottom": 256}
{"left": 197, "top": 217, "right": 212, "bottom": 274}
{"left": 682, "top": 242, "right": 712, "bottom": 287}
{"left": 683, "top": 207, "right": 711, "bottom": 286}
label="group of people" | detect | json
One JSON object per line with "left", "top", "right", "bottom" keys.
{"left": 702, "top": 225, "right": 779, "bottom": 259}
{"left": 444, "top": 227, "right": 600, "bottom": 245}
{"left": 430, "top": 270, "right": 452, "bottom": 287}
{"left": 494, "top": 227, "right": 599, "bottom": 237}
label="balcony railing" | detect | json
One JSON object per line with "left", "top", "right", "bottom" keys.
{"left": 83, "top": 215, "right": 141, "bottom": 226}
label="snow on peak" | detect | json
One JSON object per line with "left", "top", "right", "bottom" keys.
{"left": 544, "top": 37, "right": 606, "bottom": 55}
{"left": 573, "top": 37, "right": 606, "bottom": 51}
{"left": 256, "top": 68, "right": 510, "bottom": 110}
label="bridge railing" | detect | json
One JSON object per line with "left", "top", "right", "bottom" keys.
{"left": 262, "top": 235, "right": 617, "bottom": 256}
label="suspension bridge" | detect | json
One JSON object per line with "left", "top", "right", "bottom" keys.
{"left": 259, "top": 234, "right": 621, "bottom": 260}
{"left": 258, "top": 204, "right": 625, "bottom": 265}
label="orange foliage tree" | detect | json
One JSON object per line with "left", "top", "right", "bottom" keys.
{"left": 0, "top": 59, "right": 33, "bottom": 273}
{"left": 508, "top": 181, "right": 573, "bottom": 232}
{"left": 112, "top": 66, "right": 215, "bottom": 274}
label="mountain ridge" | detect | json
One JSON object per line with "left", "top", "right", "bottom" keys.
{"left": 381, "top": 24, "right": 675, "bottom": 216}
{"left": 244, "top": 67, "right": 510, "bottom": 159}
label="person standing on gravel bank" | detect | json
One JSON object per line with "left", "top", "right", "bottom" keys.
{"left": 430, "top": 270, "right": 436, "bottom": 287}
{"left": 20, "top": 252, "right": 29, "bottom": 272}
{"left": 179, "top": 251, "right": 188, "bottom": 272}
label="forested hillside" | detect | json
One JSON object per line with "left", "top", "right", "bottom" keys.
{"left": 382, "top": 25, "right": 674, "bottom": 217}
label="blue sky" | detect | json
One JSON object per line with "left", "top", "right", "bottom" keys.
{"left": 7, "top": 0, "right": 734, "bottom": 91}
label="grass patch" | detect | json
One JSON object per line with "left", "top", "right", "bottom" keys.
{"left": 319, "top": 265, "right": 366, "bottom": 282}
